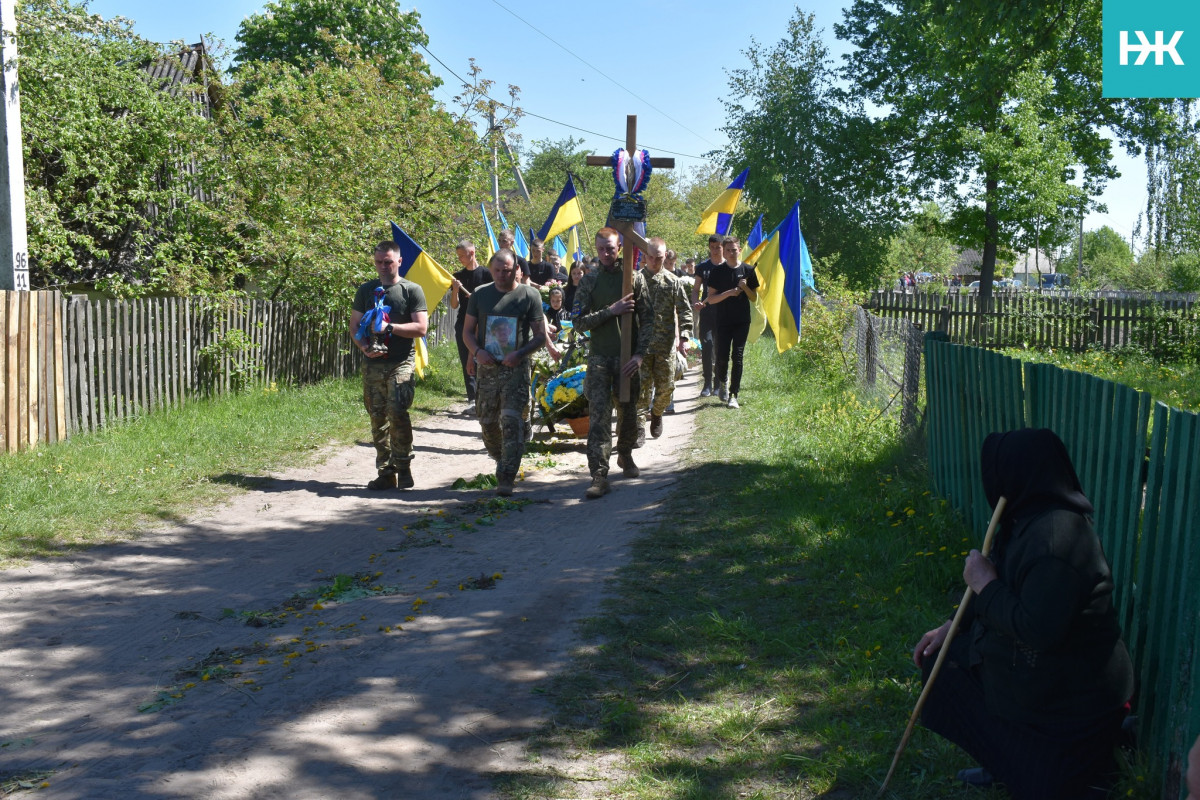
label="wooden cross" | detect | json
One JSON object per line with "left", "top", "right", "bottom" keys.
{"left": 584, "top": 115, "right": 674, "bottom": 400}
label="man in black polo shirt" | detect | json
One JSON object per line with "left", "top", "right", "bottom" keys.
{"left": 449, "top": 239, "right": 492, "bottom": 413}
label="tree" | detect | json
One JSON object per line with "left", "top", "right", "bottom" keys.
{"left": 1062, "top": 227, "right": 1134, "bottom": 290}
{"left": 836, "top": 0, "right": 1176, "bottom": 301}
{"left": 722, "top": 8, "right": 901, "bottom": 288}
{"left": 232, "top": 0, "right": 435, "bottom": 88}
{"left": 19, "top": 0, "right": 231, "bottom": 293}
{"left": 887, "top": 203, "right": 958, "bottom": 278}
{"left": 214, "top": 48, "right": 486, "bottom": 322}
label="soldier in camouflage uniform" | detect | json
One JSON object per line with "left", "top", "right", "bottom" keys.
{"left": 350, "top": 241, "right": 429, "bottom": 490}
{"left": 573, "top": 228, "right": 654, "bottom": 499}
{"left": 464, "top": 250, "right": 548, "bottom": 496}
{"left": 637, "top": 237, "right": 693, "bottom": 439}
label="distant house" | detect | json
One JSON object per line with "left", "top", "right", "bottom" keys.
{"left": 952, "top": 248, "right": 983, "bottom": 284}
{"left": 1012, "top": 247, "right": 1056, "bottom": 286}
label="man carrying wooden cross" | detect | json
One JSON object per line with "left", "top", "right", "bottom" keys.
{"left": 572, "top": 227, "right": 653, "bottom": 499}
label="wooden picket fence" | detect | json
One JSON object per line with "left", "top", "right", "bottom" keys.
{"left": 869, "top": 290, "right": 1199, "bottom": 354}
{"left": 1, "top": 290, "right": 455, "bottom": 453}
{"left": 924, "top": 335, "right": 1199, "bottom": 799}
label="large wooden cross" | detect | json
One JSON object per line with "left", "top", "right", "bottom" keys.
{"left": 585, "top": 115, "right": 674, "bottom": 400}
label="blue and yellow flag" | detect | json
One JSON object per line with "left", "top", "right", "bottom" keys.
{"left": 568, "top": 226, "right": 583, "bottom": 263}
{"left": 753, "top": 202, "right": 805, "bottom": 353}
{"left": 538, "top": 175, "right": 585, "bottom": 242}
{"left": 480, "top": 204, "right": 498, "bottom": 262}
{"left": 696, "top": 168, "right": 749, "bottom": 236}
{"left": 497, "top": 211, "right": 530, "bottom": 259}
{"left": 391, "top": 222, "right": 454, "bottom": 377}
{"left": 551, "top": 235, "right": 568, "bottom": 261}
{"left": 739, "top": 212, "right": 768, "bottom": 262}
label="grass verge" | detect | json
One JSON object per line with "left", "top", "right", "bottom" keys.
{"left": 0, "top": 341, "right": 465, "bottom": 566}
{"left": 498, "top": 339, "right": 1093, "bottom": 799}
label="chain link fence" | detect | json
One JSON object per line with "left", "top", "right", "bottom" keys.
{"left": 844, "top": 306, "right": 928, "bottom": 432}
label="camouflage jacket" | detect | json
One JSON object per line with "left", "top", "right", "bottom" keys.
{"left": 644, "top": 268, "right": 693, "bottom": 355}
{"left": 573, "top": 259, "right": 654, "bottom": 359}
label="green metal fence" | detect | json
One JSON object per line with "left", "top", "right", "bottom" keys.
{"left": 924, "top": 336, "right": 1199, "bottom": 798}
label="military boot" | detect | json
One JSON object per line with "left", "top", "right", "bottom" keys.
{"left": 395, "top": 464, "right": 415, "bottom": 489}
{"left": 585, "top": 475, "right": 610, "bottom": 499}
{"left": 616, "top": 452, "right": 640, "bottom": 478}
{"left": 650, "top": 414, "right": 663, "bottom": 438}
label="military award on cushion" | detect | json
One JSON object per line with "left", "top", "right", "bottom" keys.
{"left": 608, "top": 148, "right": 651, "bottom": 222}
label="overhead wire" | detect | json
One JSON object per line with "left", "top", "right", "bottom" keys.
{"left": 485, "top": 0, "right": 716, "bottom": 148}
{"left": 417, "top": 42, "right": 707, "bottom": 161}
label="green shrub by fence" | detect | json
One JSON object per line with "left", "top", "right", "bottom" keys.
{"left": 924, "top": 335, "right": 1198, "bottom": 798}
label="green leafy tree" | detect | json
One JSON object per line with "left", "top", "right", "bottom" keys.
{"left": 215, "top": 49, "right": 486, "bottom": 322}
{"left": 232, "top": 0, "right": 435, "bottom": 88}
{"left": 887, "top": 203, "right": 958, "bottom": 278}
{"left": 19, "top": 0, "right": 231, "bottom": 293}
{"left": 1062, "top": 227, "right": 1134, "bottom": 290}
{"left": 722, "top": 8, "right": 900, "bottom": 288}
{"left": 836, "top": 0, "right": 1175, "bottom": 301}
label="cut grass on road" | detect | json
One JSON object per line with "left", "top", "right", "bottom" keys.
{"left": 500, "top": 339, "right": 1023, "bottom": 799}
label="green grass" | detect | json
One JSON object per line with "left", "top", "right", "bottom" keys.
{"left": 0, "top": 341, "right": 466, "bottom": 565}
{"left": 999, "top": 346, "right": 1200, "bottom": 412}
{"left": 499, "top": 339, "right": 1122, "bottom": 799}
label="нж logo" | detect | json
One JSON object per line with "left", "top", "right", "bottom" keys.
{"left": 1119, "top": 30, "right": 1185, "bottom": 65}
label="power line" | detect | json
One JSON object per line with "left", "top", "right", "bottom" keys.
{"left": 485, "top": 0, "right": 717, "bottom": 148}
{"left": 417, "top": 42, "right": 707, "bottom": 161}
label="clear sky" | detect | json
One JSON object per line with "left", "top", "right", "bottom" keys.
{"left": 84, "top": 0, "right": 1147, "bottom": 245}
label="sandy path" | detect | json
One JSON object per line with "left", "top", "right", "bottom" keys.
{"left": 0, "top": 373, "right": 702, "bottom": 799}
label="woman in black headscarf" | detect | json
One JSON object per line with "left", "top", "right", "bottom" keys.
{"left": 911, "top": 428, "right": 1134, "bottom": 799}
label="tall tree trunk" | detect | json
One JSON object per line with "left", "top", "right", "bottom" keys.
{"left": 980, "top": 169, "right": 999, "bottom": 310}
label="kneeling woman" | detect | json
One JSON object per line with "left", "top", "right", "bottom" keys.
{"left": 912, "top": 429, "right": 1133, "bottom": 800}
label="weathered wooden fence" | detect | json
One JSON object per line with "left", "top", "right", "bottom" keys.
{"left": 2, "top": 290, "right": 456, "bottom": 453}
{"left": 924, "top": 335, "right": 1199, "bottom": 798}
{"left": 869, "top": 290, "right": 1198, "bottom": 354}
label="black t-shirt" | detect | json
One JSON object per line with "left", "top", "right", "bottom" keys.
{"left": 452, "top": 265, "right": 491, "bottom": 328}
{"left": 528, "top": 260, "right": 556, "bottom": 286}
{"left": 695, "top": 259, "right": 721, "bottom": 302}
{"left": 514, "top": 254, "right": 531, "bottom": 280}
{"left": 706, "top": 262, "right": 759, "bottom": 328}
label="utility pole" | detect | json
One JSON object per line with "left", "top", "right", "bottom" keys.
{"left": 488, "top": 104, "right": 499, "bottom": 212}
{"left": 0, "top": 0, "right": 29, "bottom": 292}
{"left": 499, "top": 132, "right": 530, "bottom": 204}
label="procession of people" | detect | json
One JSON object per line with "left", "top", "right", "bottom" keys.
{"left": 350, "top": 224, "right": 737, "bottom": 501}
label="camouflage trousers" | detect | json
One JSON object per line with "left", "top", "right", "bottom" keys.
{"left": 637, "top": 348, "right": 677, "bottom": 426}
{"left": 475, "top": 361, "right": 531, "bottom": 478}
{"left": 363, "top": 359, "right": 416, "bottom": 473}
{"left": 586, "top": 355, "right": 641, "bottom": 477}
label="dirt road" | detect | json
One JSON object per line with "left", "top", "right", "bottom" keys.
{"left": 0, "top": 374, "right": 702, "bottom": 799}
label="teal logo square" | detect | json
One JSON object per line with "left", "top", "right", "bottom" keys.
{"left": 1103, "top": 0, "right": 1200, "bottom": 97}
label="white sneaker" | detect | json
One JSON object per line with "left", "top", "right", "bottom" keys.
{"left": 717, "top": 383, "right": 728, "bottom": 402}
{"left": 727, "top": 395, "right": 739, "bottom": 409}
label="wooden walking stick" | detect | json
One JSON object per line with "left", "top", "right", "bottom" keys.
{"left": 877, "top": 495, "right": 1008, "bottom": 797}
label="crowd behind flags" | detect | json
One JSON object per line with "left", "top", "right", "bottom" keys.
{"left": 391, "top": 222, "right": 454, "bottom": 377}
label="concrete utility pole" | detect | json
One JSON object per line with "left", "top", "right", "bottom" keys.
{"left": 0, "top": 0, "right": 27, "bottom": 292}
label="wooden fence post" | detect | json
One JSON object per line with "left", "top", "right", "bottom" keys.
{"left": 901, "top": 322, "right": 923, "bottom": 432}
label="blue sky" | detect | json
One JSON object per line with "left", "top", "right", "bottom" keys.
{"left": 85, "top": 0, "right": 1147, "bottom": 246}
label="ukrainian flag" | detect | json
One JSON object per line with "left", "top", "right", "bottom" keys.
{"left": 739, "top": 212, "right": 768, "bottom": 262}
{"left": 551, "top": 235, "right": 568, "bottom": 261}
{"left": 497, "top": 211, "right": 530, "bottom": 259}
{"left": 480, "top": 204, "right": 498, "bottom": 262}
{"left": 753, "top": 202, "right": 805, "bottom": 353}
{"left": 391, "top": 222, "right": 454, "bottom": 377}
{"left": 537, "top": 175, "right": 584, "bottom": 242}
{"left": 696, "top": 168, "right": 749, "bottom": 236}
{"left": 568, "top": 226, "right": 583, "bottom": 263}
